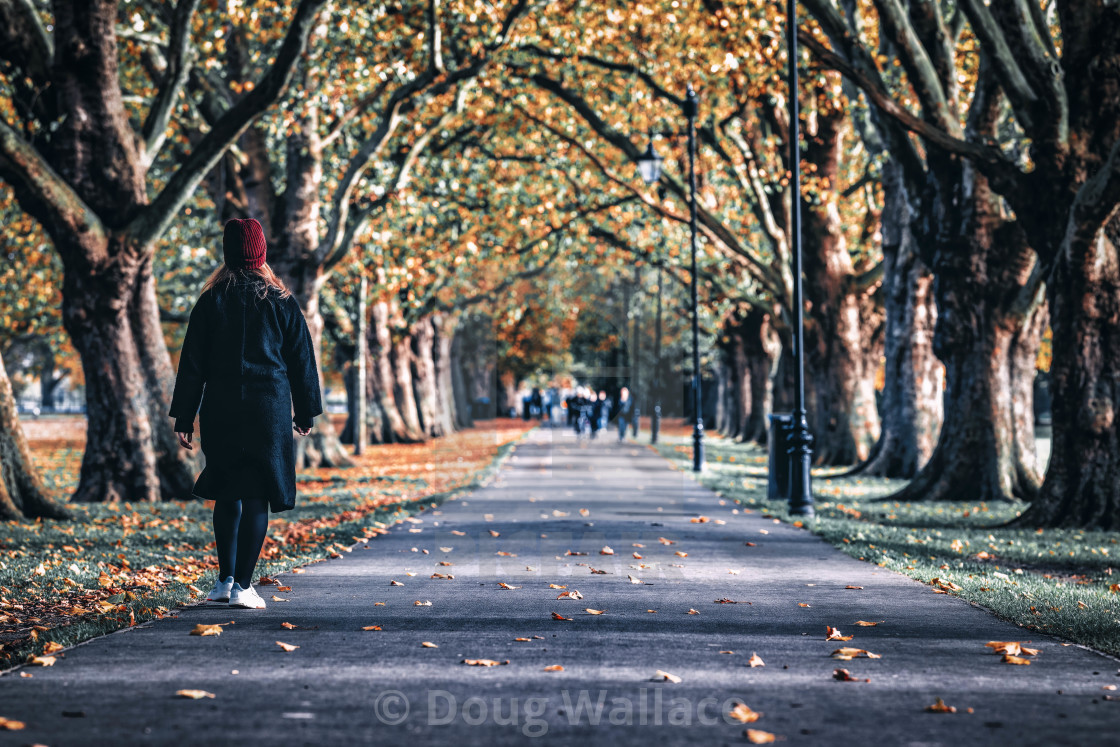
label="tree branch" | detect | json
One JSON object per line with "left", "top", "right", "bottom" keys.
{"left": 140, "top": 0, "right": 201, "bottom": 169}
{"left": 957, "top": 0, "right": 1042, "bottom": 133}
{"left": 0, "top": 119, "right": 107, "bottom": 264}
{"left": 127, "top": 0, "right": 328, "bottom": 251}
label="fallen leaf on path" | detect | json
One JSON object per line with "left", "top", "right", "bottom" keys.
{"left": 728, "top": 703, "right": 762, "bottom": 723}
{"left": 628, "top": 575, "right": 643, "bottom": 585}
{"left": 926, "top": 698, "right": 957, "bottom": 713}
{"left": 271, "top": 596, "right": 289, "bottom": 602}
{"left": 647, "top": 610, "right": 657, "bottom": 613}
{"left": 930, "top": 577, "right": 962, "bottom": 592}
{"left": 986, "top": 641, "right": 1039, "bottom": 656}
{"left": 580, "top": 509, "right": 590, "bottom": 517}
{"left": 0, "top": 717, "right": 25, "bottom": 730}
{"left": 566, "top": 550, "right": 588, "bottom": 556}
{"left": 600, "top": 546, "right": 615, "bottom": 555}
{"left": 674, "top": 551, "right": 688, "bottom": 557}
{"left": 748, "top": 653, "right": 765, "bottom": 668}
{"left": 658, "top": 537, "right": 675, "bottom": 545}
{"left": 176, "top": 690, "right": 215, "bottom": 700}
{"left": 462, "top": 658, "right": 508, "bottom": 666}
{"left": 832, "top": 647, "right": 881, "bottom": 660}
{"left": 414, "top": 600, "right": 432, "bottom": 606}
{"left": 439, "top": 547, "right": 453, "bottom": 552}
{"left": 190, "top": 624, "right": 225, "bottom": 637}
{"left": 687, "top": 609, "right": 700, "bottom": 615}
{"left": 544, "top": 665, "right": 564, "bottom": 671}
{"left": 744, "top": 542, "right": 756, "bottom": 547}
{"left": 854, "top": 621, "right": 882, "bottom": 627}
{"left": 361, "top": 626, "right": 382, "bottom": 631}
{"left": 715, "top": 598, "right": 740, "bottom": 604}
{"left": 438, "top": 561, "right": 453, "bottom": 566}
{"left": 719, "top": 650, "right": 735, "bottom": 655}
{"left": 633, "top": 552, "right": 643, "bottom": 559}
{"left": 691, "top": 516, "right": 710, "bottom": 523}
{"left": 584, "top": 608, "right": 605, "bottom": 615}
{"left": 552, "top": 612, "right": 572, "bottom": 621}
{"left": 258, "top": 576, "right": 279, "bottom": 586}
{"left": 744, "top": 729, "right": 776, "bottom": 744}
{"left": 758, "top": 529, "right": 769, "bottom": 535}
{"left": 498, "top": 582, "right": 520, "bottom": 590}
{"left": 845, "top": 585, "right": 863, "bottom": 590}
{"left": 549, "top": 584, "right": 567, "bottom": 589}
{"left": 826, "top": 626, "right": 853, "bottom": 641}
{"left": 389, "top": 580, "right": 404, "bottom": 587}
{"left": 275, "top": 586, "right": 292, "bottom": 592}
{"left": 589, "top": 568, "right": 608, "bottom": 575}
{"left": 514, "top": 637, "right": 533, "bottom": 642}
{"left": 1002, "top": 654, "right": 1031, "bottom": 665}
{"left": 798, "top": 603, "right": 810, "bottom": 608}
{"left": 431, "top": 573, "right": 454, "bottom": 580}
{"left": 653, "top": 670, "right": 682, "bottom": 683}
{"left": 832, "top": 668, "right": 868, "bottom": 682}
{"left": 421, "top": 642, "right": 439, "bottom": 648}
{"left": 30, "top": 656, "right": 55, "bottom": 666}
{"left": 276, "top": 641, "right": 299, "bottom": 653}
{"left": 496, "top": 551, "right": 517, "bottom": 557}
{"left": 404, "top": 572, "right": 417, "bottom": 577}
{"left": 557, "top": 590, "right": 583, "bottom": 599}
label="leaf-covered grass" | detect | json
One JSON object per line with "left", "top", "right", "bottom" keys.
{"left": 0, "top": 420, "right": 533, "bottom": 669}
{"left": 658, "top": 435, "right": 1120, "bottom": 658}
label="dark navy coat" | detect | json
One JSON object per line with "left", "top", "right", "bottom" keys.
{"left": 169, "top": 279, "right": 322, "bottom": 512}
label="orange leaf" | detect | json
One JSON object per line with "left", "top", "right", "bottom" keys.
{"left": 826, "top": 626, "right": 853, "bottom": 641}
{"left": 748, "top": 653, "right": 765, "bottom": 668}
{"left": 276, "top": 641, "right": 299, "bottom": 653}
{"left": 728, "top": 703, "right": 762, "bottom": 723}
{"left": 926, "top": 697, "right": 957, "bottom": 713}
{"left": 361, "top": 626, "right": 382, "bottom": 631}
{"left": 176, "top": 689, "right": 216, "bottom": 700}
{"left": 543, "top": 665, "right": 564, "bottom": 672}
{"left": 744, "top": 729, "right": 776, "bottom": 744}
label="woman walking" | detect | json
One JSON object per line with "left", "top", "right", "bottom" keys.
{"left": 169, "top": 219, "right": 322, "bottom": 609}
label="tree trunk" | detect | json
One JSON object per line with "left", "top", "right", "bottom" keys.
{"left": 1019, "top": 229, "right": 1120, "bottom": 528}
{"left": 61, "top": 253, "right": 176, "bottom": 504}
{"left": 432, "top": 314, "right": 459, "bottom": 435}
{"left": 850, "top": 161, "right": 942, "bottom": 478}
{"left": 888, "top": 177, "right": 1044, "bottom": 503}
{"left": 391, "top": 326, "right": 426, "bottom": 441}
{"left": 0, "top": 351, "right": 71, "bottom": 520}
{"left": 409, "top": 317, "right": 443, "bottom": 438}
{"left": 740, "top": 309, "right": 779, "bottom": 444}
{"left": 367, "top": 300, "right": 416, "bottom": 443}
{"left": 450, "top": 327, "right": 473, "bottom": 429}
{"left": 270, "top": 110, "right": 354, "bottom": 470}
{"left": 801, "top": 101, "right": 881, "bottom": 466}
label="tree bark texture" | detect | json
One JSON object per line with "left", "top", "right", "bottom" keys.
{"left": 0, "top": 351, "right": 71, "bottom": 520}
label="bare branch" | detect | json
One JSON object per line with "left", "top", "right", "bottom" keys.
{"left": 141, "top": 0, "right": 201, "bottom": 169}
{"left": 127, "top": 0, "right": 328, "bottom": 250}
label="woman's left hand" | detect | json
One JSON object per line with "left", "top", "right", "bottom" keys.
{"left": 295, "top": 425, "right": 312, "bottom": 436}
{"left": 177, "top": 432, "right": 193, "bottom": 450}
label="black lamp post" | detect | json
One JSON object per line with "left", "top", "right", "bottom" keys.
{"left": 635, "top": 86, "right": 704, "bottom": 472}
{"left": 786, "top": 0, "right": 814, "bottom": 516}
{"left": 651, "top": 258, "right": 663, "bottom": 444}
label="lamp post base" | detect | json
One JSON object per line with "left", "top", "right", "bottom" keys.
{"left": 651, "top": 404, "right": 661, "bottom": 444}
{"left": 632, "top": 406, "right": 640, "bottom": 438}
{"left": 692, "top": 422, "right": 705, "bottom": 473}
{"left": 786, "top": 417, "right": 814, "bottom": 517}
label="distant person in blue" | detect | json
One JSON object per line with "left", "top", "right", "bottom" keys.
{"left": 615, "top": 387, "right": 632, "bottom": 443}
{"left": 596, "top": 390, "right": 612, "bottom": 434}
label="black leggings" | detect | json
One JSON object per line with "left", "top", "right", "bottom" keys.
{"left": 212, "top": 497, "right": 269, "bottom": 588}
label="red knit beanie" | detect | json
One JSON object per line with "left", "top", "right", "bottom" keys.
{"left": 223, "top": 218, "right": 267, "bottom": 270}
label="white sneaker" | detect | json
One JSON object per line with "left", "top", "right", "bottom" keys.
{"left": 205, "top": 576, "right": 235, "bottom": 602}
{"left": 229, "top": 584, "right": 267, "bottom": 609}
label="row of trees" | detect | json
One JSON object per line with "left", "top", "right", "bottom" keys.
{"left": 2, "top": 1, "right": 1119, "bottom": 530}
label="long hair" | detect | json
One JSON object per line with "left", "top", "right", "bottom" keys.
{"left": 202, "top": 262, "right": 291, "bottom": 301}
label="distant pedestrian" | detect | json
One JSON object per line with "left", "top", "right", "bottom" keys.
{"left": 170, "top": 218, "right": 322, "bottom": 610}
{"left": 615, "top": 387, "right": 632, "bottom": 443}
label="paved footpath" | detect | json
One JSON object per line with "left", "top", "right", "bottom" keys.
{"left": 2, "top": 427, "right": 1117, "bottom": 746}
